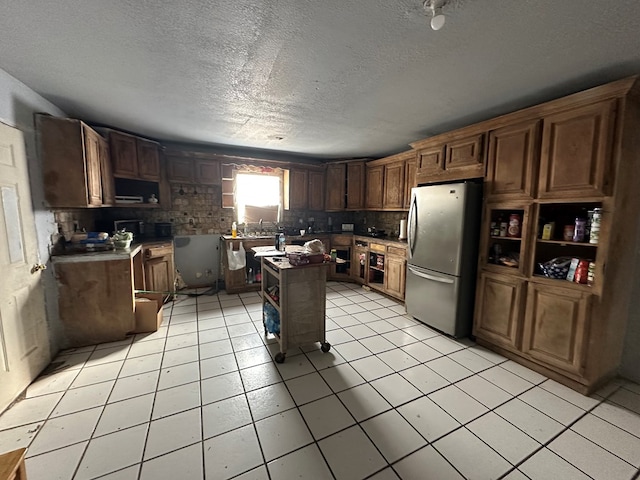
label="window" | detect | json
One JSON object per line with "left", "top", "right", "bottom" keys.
{"left": 221, "top": 164, "right": 287, "bottom": 223}
{"left": 235, "top": 171, "right": 282, "bottom": 224}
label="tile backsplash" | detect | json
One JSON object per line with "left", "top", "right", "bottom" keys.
{"left": 52, "top": 185, "right": 407, "bottom": 241}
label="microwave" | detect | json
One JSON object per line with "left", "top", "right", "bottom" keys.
{"left": 113, "top": 219, "right": 145, "bottom": 238}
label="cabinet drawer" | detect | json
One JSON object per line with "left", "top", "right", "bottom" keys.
{"left": 145, "top": 244, "right": 173, "bottom": 259}
{"left": 370, "top": 243, "right": 385, "bottom": 253}
{"left": 331, "top": 235, "right": 353, "bottom": 246}
{"left": 387, "top": 246, "right": 407, "bottom": 257}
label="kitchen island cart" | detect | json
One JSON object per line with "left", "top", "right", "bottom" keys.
{"left": 261, "top": 256, "right": 330, "bottom": 363}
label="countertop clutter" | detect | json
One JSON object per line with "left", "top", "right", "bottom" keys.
{"left": 222, "top": 233, "right": 408, "bottom": 300}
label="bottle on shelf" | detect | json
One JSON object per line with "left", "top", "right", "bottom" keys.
{"left": 508, "top": 213, "right": 521, "bottom": 238}
{"left": 573, "top": 218, "right": 586, "bottom": 242}
{"left": 493, "top": 215, "right": 502, "bottom": 237}
{"left": 590, "top": 208, "right": 602, "bottom": 244}
{"left": 499, "top": 216, "right": 508, "bottom": 237}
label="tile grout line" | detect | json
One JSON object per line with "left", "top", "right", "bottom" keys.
{"left": 5, "top": 282, "right": 640, "bottom": 479}
{"left": 133, "top": 294, "right": 175, "bottom": 480}
{"left": 223, "top": 293, "right": 275, "bottom": 480}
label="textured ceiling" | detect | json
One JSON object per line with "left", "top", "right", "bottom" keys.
{"left": 2, "top": 0, "right": 640, "bottom": 159}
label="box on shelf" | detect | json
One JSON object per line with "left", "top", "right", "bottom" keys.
{"left": 134, "top": 293, "right": 164, "bottom": 333}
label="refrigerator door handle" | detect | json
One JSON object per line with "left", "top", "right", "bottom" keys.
{"left": 408, "top": 266, "right": 455, "bottom": 284}
{"left": 408, "top": 193, "right": 418, "bottom": 257}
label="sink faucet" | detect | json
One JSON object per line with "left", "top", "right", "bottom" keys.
{"left": 259, "top": 219, "right": 263, "bottom": 234}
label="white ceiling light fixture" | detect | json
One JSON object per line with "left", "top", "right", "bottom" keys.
{"left": 423, "top": 0, "right": 448, "bottom": 31}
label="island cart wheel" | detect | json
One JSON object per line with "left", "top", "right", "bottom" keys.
{"left": 321, "top": 342, "right": 331, "bottom": 353}
{"left": 275, "top": 352, "right": 286, "bottom": 363}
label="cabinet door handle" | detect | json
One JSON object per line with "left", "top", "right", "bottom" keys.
{"left": 408, "top": 194, "right": 418, "bottom": 258}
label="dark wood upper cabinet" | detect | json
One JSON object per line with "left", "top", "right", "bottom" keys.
{"left": 382, "top": 160, "right": 406, "bottom": 210}
{"left": 166, "top": 156, "right": 194, "bottom": 183}
{"left": 346, "top": 162, "right": 366, "bottom": 210}
{"left": 289, "top": 169, "right": 309, "bottom": 210}
{"left": 109, "top": 131, "right": 160, "bottom": 181}
{"left": 445, "top": 134, "right": 485, "bottom": 173}
{"left": 82, "top": 126, "right": 104, "bottom": 206}
{"left": 109, "top": 131, "right": 138, "bottom": 178}
{"left": 37, "top": 115, "right": 112, "bottom": 208}
{"left": 365, "top": 164, "right": 384, "bottom": 210}
{"left": 412, "top": 131, "right": 485, "bottom": 185}
{"left": 308, "top": 170, "right": 325, "bottom": 211}
{"left": 538, "top": 99, "right": 616, "bottom": 199}
{"left": 98, "top": 134, "right": 115, "bottom": 206}
{"left": 136, "top": 139, "right": 161, "bottom": 181}
{"left": 325, "top": 163, "right": 346, "bottom": 211}
{"left": 486, "top": 120, "right": 540, "bottom": 200}
{"left": 404, "top": 157, "right": 417, "bottom": 209}
{"left": 194, "top": 159, "right": 221, "bottom": 185}
{"left": 416, "top": 145, "right": 445, "bottom": 177}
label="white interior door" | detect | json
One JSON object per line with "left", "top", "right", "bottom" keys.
{"left": 0, "top": 122, "right": 50, "bottom": 413}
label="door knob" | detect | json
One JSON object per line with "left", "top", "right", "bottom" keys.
{"left": 31, "top": 264, "right": 47, "bottom": 273}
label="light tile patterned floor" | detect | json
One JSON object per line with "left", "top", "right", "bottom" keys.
{"left": 1, "top": 281, "right": 640, "bottom": 479}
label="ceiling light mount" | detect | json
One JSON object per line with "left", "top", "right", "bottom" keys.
{"left": 423, "top": 0, "right": 448, "bottom": 31}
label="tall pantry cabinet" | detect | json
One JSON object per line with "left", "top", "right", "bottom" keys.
{"left": 473, "top": 76, "right": 640, "bottom": 394}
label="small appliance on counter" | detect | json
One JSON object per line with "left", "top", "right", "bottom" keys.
{"left": 155, "top": 222, "right": 172, "bottom": 238}
{"left": 113, "top": 219, "right": 145, "bottom": 237}
{"left": 366, "top": 227, "right": 387, "bottom": 238}
{"left": 341, "top": 223, "right": 354, "bottom": 232}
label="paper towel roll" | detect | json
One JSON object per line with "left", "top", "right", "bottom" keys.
{"left": 399, "top": 219, "right": 407, "bottom": 240}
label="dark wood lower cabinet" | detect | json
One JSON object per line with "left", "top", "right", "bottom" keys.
{"left": 384, "top": 254, "right": 406, "bottom": 300}
{"left": 473, "top": 272, "right": 525, "bottom": 351}
{"left": 143, "top": 243, "right": 175, "bottom": 299}
{"left": 522, "top": 282, "right": 590, "bottom": 376}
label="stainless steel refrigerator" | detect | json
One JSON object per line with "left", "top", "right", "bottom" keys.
{"left": 405, "top": 182, "right": 482, "bottom": 338}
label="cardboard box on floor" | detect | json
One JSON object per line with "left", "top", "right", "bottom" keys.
{"left": 134, "top": 293, "right": 164, "bottom": 333}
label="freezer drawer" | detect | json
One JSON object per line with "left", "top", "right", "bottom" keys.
{"left": 405, "top": 265, "right": 470, "bottom": 338}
